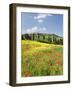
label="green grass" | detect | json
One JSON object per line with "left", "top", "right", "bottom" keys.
{"left": 21, "top": 40, "right": 63, "bottom": 77}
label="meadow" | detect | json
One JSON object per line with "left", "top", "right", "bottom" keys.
{"left": 21, "top": 40, "right": 63, "bottom": 77}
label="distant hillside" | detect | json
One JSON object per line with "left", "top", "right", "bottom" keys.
{"left": 22, "top": 33, "right": 63, "bottom": 45}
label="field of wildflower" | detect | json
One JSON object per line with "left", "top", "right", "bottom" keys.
{"left": 21, "top": 40, "right": 63, "bottom": 77}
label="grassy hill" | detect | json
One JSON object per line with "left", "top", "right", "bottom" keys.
{"left": 21, "top": 40, "right": 63, "bottom": 77}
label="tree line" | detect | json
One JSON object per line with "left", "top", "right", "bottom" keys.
{"left": 22, "top": 33, "right": 63, "bottom": 45}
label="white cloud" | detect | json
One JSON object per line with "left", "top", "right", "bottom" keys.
{"left": 34, "top": 13, "right": 53, "bottom": 23}
{"left": 38, "top": 19, "right": 43, "bottom": 23}
{"left": 23, "top": 26, "right": 47, "bottom": 34}
{"left": 26, "top": 26, "right": 38, "bottom": 33}
{"left": 34, "top": 14, "right": 48, "bottom": 19}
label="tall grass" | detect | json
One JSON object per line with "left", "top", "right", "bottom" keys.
{"left": 21, "top": 40, "right": 63, "bottom": 77}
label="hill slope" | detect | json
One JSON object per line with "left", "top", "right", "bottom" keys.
{"left": 21, "top": 40, "right": 63, "bottom": 77}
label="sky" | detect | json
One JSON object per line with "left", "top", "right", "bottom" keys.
{"left": 21, "top": 12, "right": 63, "bottom": 37}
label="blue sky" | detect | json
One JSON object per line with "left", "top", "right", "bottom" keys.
{"left": 21, "top": 12, "right": 63, "bottom": 37}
